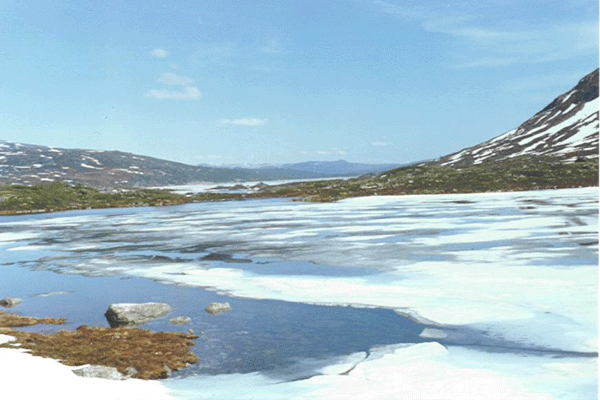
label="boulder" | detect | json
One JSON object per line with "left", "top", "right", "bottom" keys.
{"left": 170, "top": 316, "right": 192, "bottom": 325}
{"left": 205, "top": 302, "right": 231, "bottom": 315}
{"left": 125, "top": 367, "right": 138, "bottom": 377}
{"left": 104, "top": 303, "right": 171, "bottom": 328}
{"left": 0, "top": 298, "right": 23, "bottom": 308}
{"left": 72, "top": 365, "right": 125, "bottom": 380}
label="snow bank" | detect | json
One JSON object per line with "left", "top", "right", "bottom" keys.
{"left": 0, "top": 335, "right": 174, "bottom": 400}
{"left": 164, "top": 342, "right": 596, "bottom": 400}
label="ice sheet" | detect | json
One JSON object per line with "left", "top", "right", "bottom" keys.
{"left": 164, "top": 342, "right": 596, "bottom": 400}
{"left": 0, "top": 187, "right": 597, "bottom": 399}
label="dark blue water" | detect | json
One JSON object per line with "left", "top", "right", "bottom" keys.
{"left": 0, "top": 264, "right": 428, "bottom": 378}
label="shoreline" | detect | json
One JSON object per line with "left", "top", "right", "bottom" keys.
{"left": 1, "top": 156, "right": 597, "bottom": 216}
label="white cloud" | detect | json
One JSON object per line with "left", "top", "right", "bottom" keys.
{"left": 218, "top": 118, "right": 268, "bottom": 127}
{"left": 372, "top": 141, "right": 391, "bottom": 147}
{"left": 157, "top": 72, "right": 195, "bottom": 86}
{"left": 144, "top": 86, "right": 202, "bottom": 101}
{"left": 150, "top": 48, "right": 169, "bottom": 59}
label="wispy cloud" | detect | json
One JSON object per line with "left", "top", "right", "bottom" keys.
{"left": 318, "top": 148, "right": 347, "bottom": 156}
{"left": 372, "top": 141, "right": 391, "bottom": 147}
{"left": 218, "top": 118, "right": 268, "bottom": 127}
{"left": 157, "top": 72, "right": 195, "bottom": 86}
{"left": 150, "top": 48, "right": 169, "bottom": 59}
{"left": 374, "top": 1, "right": 599, "bottom": 68}
{"left": 144, "top": 86, "right": 202, "bottom": 101}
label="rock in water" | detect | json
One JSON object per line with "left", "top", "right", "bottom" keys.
{"left": 72, "top": 365, "right": 125, "bottom": 380}
{"left": 205, "top": 302, "right": 231, "bottom": 315}
{"left": 0, "top": 298, "right": 23, "bottom": 308}
{"left": 170, "top": 316, "right": 192, "bottom": 325}
{"left": 104, "top": 303, "right": 171, "bottom": 328}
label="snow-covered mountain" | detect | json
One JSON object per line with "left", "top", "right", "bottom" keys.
{"left": 437, "top": 69, "right": 599, "bottom": 166}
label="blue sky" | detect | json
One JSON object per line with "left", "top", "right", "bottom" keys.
{"left": 1, "top": 0, "right": 598, "bottom": 165}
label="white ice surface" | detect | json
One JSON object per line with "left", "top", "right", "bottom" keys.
{"left": 164, "top": 343, "right": 596, "bottom": 400}
{"left": 0, "top": 187, "right": 597, "bottom": 400}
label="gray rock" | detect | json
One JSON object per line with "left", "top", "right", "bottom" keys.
{"left": 170, "top": 316, "right": 192, "bottom": 325}
{"left": 72, "top": 365, "right": 125, "bottom": 380}
{"left": 419, "top": 328, "right": 448, "bottom": 339}
{"left": 104, "top": 303, "right": 171, "bottom": 328}
{"left": 0, "top": 298, "right": 23, "bottom": 308}
{"left": 205, "top": 302, "right": 231, "bottom": 315}
{"left": 125, "top": 366, "right": 138, "bottom": 377}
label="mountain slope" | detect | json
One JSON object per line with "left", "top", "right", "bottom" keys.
{"left": 436, "top": 69, "right": 599, "bottom": 166}
{"left": 0, "top": 141, "right": 396, "bottom": 188}
{"left": 0, "top": 142, "right": 276, "bottom": 187}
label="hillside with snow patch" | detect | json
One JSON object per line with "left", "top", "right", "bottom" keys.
{"left": 437, "top": 69, "right": 599, "bottom": 166}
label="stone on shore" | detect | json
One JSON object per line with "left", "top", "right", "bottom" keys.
{"left": 104, "top": 303, "right": 171, "bottom": 328}
{"left": 205, "top": 302, "right": 231, "bottom": 315}
{"left": 0, "top": 298, "right": 23, "bottom": 308}
{"left": 72, "top": 365, "right": 125, "bottom": 380}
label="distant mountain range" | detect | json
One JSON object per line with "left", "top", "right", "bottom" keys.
{"left": 209, "top": 160, "right": 403, "bottom": 179}
{"left": 434, "top": 68, "right": 599, "bottom": 166}
{"left": 1, "top": 69, "right": 597, "bottom": 188}
{"left": 0, "top": 141, "right": 401, "bottom": 187}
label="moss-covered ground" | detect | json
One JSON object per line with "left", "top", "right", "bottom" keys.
{"left": 0, "top": 311, "right": 198, "bottom": 380}
{"left": 0, "top": 156, "right": 597, "bottom": 214}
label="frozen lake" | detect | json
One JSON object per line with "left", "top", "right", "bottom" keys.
{"left": 0, "top": 187, "right": 597, "bottom": 399}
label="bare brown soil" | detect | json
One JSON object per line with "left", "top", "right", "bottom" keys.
{"left": 0, "top": 312, "right": 199, "bottom": 379}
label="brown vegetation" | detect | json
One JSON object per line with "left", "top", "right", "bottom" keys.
{"left": 0, "top": 311, "right": 66, "bottom": 327}
{"left": 0, "top": 312, "right": 198, "bottom": 379}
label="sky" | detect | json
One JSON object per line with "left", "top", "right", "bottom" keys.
{"left": 0, "top": 0, "right": 598, "bottom": 166}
